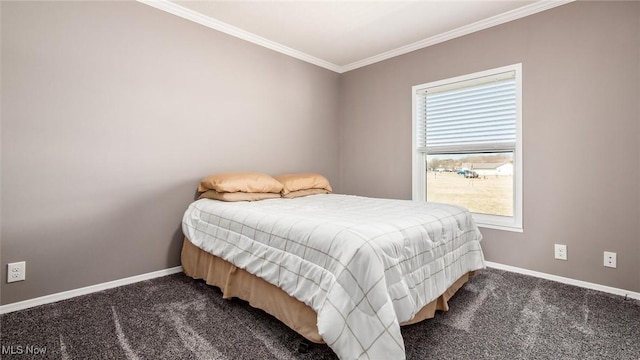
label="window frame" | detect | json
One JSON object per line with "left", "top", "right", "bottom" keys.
{"left": 411, "top": 64, "right": 523, "bottom": 232}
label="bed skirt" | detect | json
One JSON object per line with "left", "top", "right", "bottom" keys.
{"left": 181, "top": 237, "right": 471, "bottom": 344}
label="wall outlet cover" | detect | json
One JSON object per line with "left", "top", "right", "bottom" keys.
{"left": 604, "top": 251, "right": 617, "bottom": 268}
{"left": 7, "top": 261, "right": 26, "bottom": 283}
{"left": 554, "top": 244, "right": 567, "bottom": 260}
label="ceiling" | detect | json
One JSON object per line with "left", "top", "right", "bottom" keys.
{"left": 140, "top": 0, "right": 572, "bottom": 73}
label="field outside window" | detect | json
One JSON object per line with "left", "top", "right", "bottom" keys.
{"left": 426, "top": 153, "right": 513, "bottom": 217}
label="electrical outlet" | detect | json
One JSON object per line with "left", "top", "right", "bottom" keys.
{"left": 604, "top": 251, "right": 617, "bottom": 268}
{"left": 7, "top": 261, "right": 26, "bottom": 283}
{"left": 554, "top": 244, "right": 567, "bottom": 260}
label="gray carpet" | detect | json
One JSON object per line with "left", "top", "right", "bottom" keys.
{"left": 1, "top": 268, "right": 639, "bottom": 359}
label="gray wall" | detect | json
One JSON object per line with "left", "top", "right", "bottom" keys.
{"left": 2, "top": 1, "right": 639, "bottom": 306}
{"left": 1, "top": 1, "right": 340, "bottom": 304}
{"left": 339, "top": 1, "right": 640, "bottom": 292}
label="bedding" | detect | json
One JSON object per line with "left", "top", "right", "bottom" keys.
{"left": 198, "top": 189, "right": 281, "bottom": 202}
{"left": 282, "top": 188, "right": 331, "bottom": 199}
{"left": 182, "top": 194, "right": 485, "bottom": 360}
{"left": 181, "top": 236, "right": 473, "bottom": 344}
{"left": 274, "top": 173, "right": 333, "bottom": 195}
{"left": 197, "top": 171, "right": 283, "bottom": 193}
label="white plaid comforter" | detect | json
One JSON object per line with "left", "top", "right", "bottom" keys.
{"left": 182, "top": 194, "right": 485, "bottom": 360}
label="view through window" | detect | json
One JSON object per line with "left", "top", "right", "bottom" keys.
{"left": 426, "top": 152, "right": 513, "bottom": 217}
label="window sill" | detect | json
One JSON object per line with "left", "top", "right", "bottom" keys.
{"left": 476, "top": 222, "right": 523, "bottom": 233}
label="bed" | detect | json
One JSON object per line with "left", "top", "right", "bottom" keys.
{"left": 182, "top": 188, "right": 485, "bottom": 360}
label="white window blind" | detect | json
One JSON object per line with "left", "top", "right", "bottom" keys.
{"left": 416, "top": 71, "right": 516, "bottom": 154}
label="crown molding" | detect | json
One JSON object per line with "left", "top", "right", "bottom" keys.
{"left": 340, "top": 0, "right": 574, "bottom": 73}
{"left": 137, "top": 0, "right": 342, "bottom": 73}
{"left": 139, "top": 0, "right": 573, "bottom": 74}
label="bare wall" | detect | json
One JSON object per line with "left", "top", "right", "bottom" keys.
{"left": 339, "top": 1, "right": 640, "bottom": 292}
{"left": 1, "top": 1, "right": 340, "bottom": 304}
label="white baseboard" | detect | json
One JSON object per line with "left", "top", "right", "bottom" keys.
{"left": 2, "top": 263, "right": 637, "bottom": 314}
{"left": 485, "top": 261, "right": 640, "bottom": 300}
{"left": 0, "top": 266, "right": 183, "bottom": 314}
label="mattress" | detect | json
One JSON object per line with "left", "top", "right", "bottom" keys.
{"left": 182, "top": 194, "right": 485, "bottom": 359}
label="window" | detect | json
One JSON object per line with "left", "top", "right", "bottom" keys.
{"left": 412, "top": 64, "right": 522, "bottom": 232}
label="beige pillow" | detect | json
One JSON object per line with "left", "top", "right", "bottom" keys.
{"left": 198, "top": 190, "right": 281, "bottom": 202}
{"left": 282, "top": 188, "right": 330, "bottom": 199}
{"left": 274, "top": 173, "right": 332, "bottom": 196}
{"left": 198, "top": 172, "right": 284, "bottom": 193}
